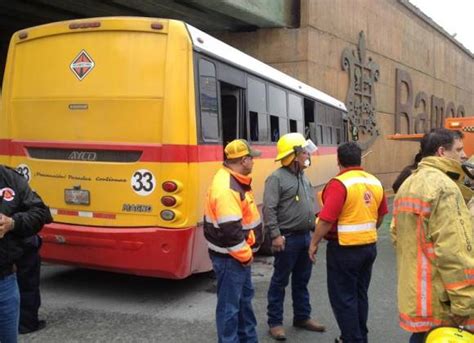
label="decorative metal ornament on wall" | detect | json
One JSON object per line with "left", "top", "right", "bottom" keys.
{"left": 341, "top": 31, "right": 380, "bottom": 150}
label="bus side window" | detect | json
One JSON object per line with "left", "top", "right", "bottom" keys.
{"left": 318, "top": 124, "right": 324, "bottom": 145}
{"left": 250, "top": 111, "right": 259, "bottom": 141}
{"left": 322, "top": 105, "right": 331, "bottom": 145}
{"left": 248, "top": 77, "right": 268, "bottom": 142}
{"left": 270, "top": 115, "right": 279, "bottom": 142}
{"left": 314, "top": 102, "right": 347, "bottom": 146}
{"left": 304, "top": 98, "right": 317, "bottom": 143}
{"left": 332, "top": 108, "right": 347, "bottom": 144}
{"left": 314, "top": 102, "right": 325, "bottom": 145}
{"left": 199, "top": 59, "right": 219, "bottom": 141}
{"left": 290, "top": 119, "right": 297, "bottom": 132}
{"left": 289, "top": 93, "right": 303, "bottom": 134}
{"left": 269, "top": 85, "right": 287, "bottom": 142}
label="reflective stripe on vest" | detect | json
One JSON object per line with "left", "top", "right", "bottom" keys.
{"left": 203, "top": 168, "right": 261, "bottom": 263}
{"left": 207, "top": 239, "right": 246, "bottom": 254}
{"left": 334, "top": 170, "right": 383, "bottom": 246}
{"left": 337, "top": 222, "right": 376, "bottom": 232}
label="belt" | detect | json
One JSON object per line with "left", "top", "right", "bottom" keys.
{"left": 0, "top": 264, "right": 16, "bottom": 280}
{"left": 280, "top": 229, "right": 309, "bottom": 236}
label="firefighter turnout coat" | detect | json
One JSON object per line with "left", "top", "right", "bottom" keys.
{"left": 392, "top": 156, "right": 474, "bottom": 332}
{"left": 203, "top": 167, "right": 263, "bottom": 264}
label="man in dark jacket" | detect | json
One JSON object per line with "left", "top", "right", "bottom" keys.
{"left": 0, "top": 165, "right": 52, "bottom": 342}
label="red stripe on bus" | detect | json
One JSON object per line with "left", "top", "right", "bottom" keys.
{"left": 57, "top": 209, "right": 79, "bottom": 216}
{"left": 54, "top": 208, "right": 116, "bottom": 219}
{"left": 92, "top": 212, "right": 116, "bottom": 219}
{"left": 0, "top": 139, "right": 336, "bottom": 162}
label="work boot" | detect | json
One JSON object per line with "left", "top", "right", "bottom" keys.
{"left": 269, "top": 326, "right": 286, "bottom": 341}
{"left": 19, "top": 320, "right": 46, "bottom": 334}
{"left": 293, "top": 318, "right": 326, "bottom": 332}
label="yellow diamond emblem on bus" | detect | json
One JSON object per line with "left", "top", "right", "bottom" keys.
{"left": 70, "top": 49, "right": 95, "bottom": 80}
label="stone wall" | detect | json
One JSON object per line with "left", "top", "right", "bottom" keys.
{"left": 215, "top": 0, "right": 474, "bottom": 189}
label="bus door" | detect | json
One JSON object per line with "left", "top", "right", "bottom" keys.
{"left": 217, "top": 63, "right": 246, "bottom": 151}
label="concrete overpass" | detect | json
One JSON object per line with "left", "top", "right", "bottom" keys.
{"left": 0, "top": 0, "right": 299, "bottom": 83}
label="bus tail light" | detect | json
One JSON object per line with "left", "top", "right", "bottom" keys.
{"left": 162, "top": 181, "right": 178, "bottom": 193}
{"left": 160, "top": 210, "right": 176, "bottom": 221}
{"left": 151, "top": 22, "right": 163, "bottom": 30}
{"left": 161, "top": 196, "right": 177, "bottom": 207}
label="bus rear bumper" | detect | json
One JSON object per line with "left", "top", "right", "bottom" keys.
{"left": 39, "top": 223, "right": 212, "bottom": 279}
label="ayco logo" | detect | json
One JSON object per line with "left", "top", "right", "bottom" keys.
{"left": 68, "top": 151, "right": 97, "bottom": 161}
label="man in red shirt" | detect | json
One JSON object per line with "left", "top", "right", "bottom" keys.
{"left": 309, "top": 142, "right": 388, "bottom": 343}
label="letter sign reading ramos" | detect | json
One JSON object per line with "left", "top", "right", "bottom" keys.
{"left": 395, "top": 69, "right": 465, "bottom": 134}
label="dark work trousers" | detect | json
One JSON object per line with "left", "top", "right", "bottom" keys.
{"left": 17, "top": 235, "right": 42, "bottom": 331}
{"left": 267, "top": 231, "right": 313, "bottom": 327}
{"left": 326, "top": 240, "right": 377, "bottom": 343}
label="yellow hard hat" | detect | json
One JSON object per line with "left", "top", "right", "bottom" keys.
{"left": 424, "top": 326, "right": 474, "bottom": 343}
{"left": 224, "top": 139, "right": 261, "bottom": 159}
{"left": 275, "top": 133, "right": 307, "bottom": 162}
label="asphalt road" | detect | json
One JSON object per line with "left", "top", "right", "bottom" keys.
{"left": 20, "top": 214, "right": 410, "bottom": 343}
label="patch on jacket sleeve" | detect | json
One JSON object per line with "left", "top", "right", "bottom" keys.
{"left": 0, "top": 187, "right": 16, "bottom": 201}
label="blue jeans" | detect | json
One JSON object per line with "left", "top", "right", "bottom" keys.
{"left": 0, "top": 273, "right": 20, "bottom": 343}
{"left": 267, "top": 232, "right": 313, "bottom": 327}
{"left": 327, "top": 241, "right": 377, "bottom": 343}
{"left": 211, "top": 255, "right": 257, "bottom": 343}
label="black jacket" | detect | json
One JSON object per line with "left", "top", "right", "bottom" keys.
{"left": 0, "top": 166, "right": 52, "bottom": 272}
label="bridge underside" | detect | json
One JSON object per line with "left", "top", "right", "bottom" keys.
{"left": 0, "top": 0, "right": 299, "bottom": 83}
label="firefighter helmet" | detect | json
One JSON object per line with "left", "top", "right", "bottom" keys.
{"left": 424, "top": 326, "right": 473, "bottom": 343}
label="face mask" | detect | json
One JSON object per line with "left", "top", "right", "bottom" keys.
{"left": 304, "top": 159, "right": 311, "bottom": 168}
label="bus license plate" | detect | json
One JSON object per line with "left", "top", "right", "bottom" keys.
{"left": 64, "top": 189, "right": 90, "bottom": 205}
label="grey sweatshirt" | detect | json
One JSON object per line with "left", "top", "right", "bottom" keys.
{"left": 263, "top": 167, "right": 316, "bottom": 239}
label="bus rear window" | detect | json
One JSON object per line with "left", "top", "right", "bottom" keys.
{"left": 199, "top": 59, "right": 219, "bottom": 141}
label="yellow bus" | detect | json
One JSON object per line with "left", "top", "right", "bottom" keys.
{"left": 0, "top": 17, "right": 347, "bottom": 278}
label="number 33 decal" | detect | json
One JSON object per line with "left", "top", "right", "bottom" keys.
{"left": 131, "top": 169, "right": 156, "bottom": 196}
{"left": 16, "top": 164, "right": 31, "bottom": 183}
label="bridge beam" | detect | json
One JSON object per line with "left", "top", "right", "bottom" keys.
{"left": 185, "top": 0, "right": 299, "bottom": 29}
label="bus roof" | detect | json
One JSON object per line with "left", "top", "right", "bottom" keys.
{"left": 186, "top": 24, "right": 347, "bottom": 112}
{"left": 7, "top": 16, "right": 346, "bottom": 112}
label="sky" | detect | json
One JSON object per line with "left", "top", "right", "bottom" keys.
{"left": 409, "top": 0, "right": 474, "bottom": 53}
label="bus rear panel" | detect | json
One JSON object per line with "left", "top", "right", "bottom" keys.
{"left": 0, "top": 18, "right": 208, "bottom": 279}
